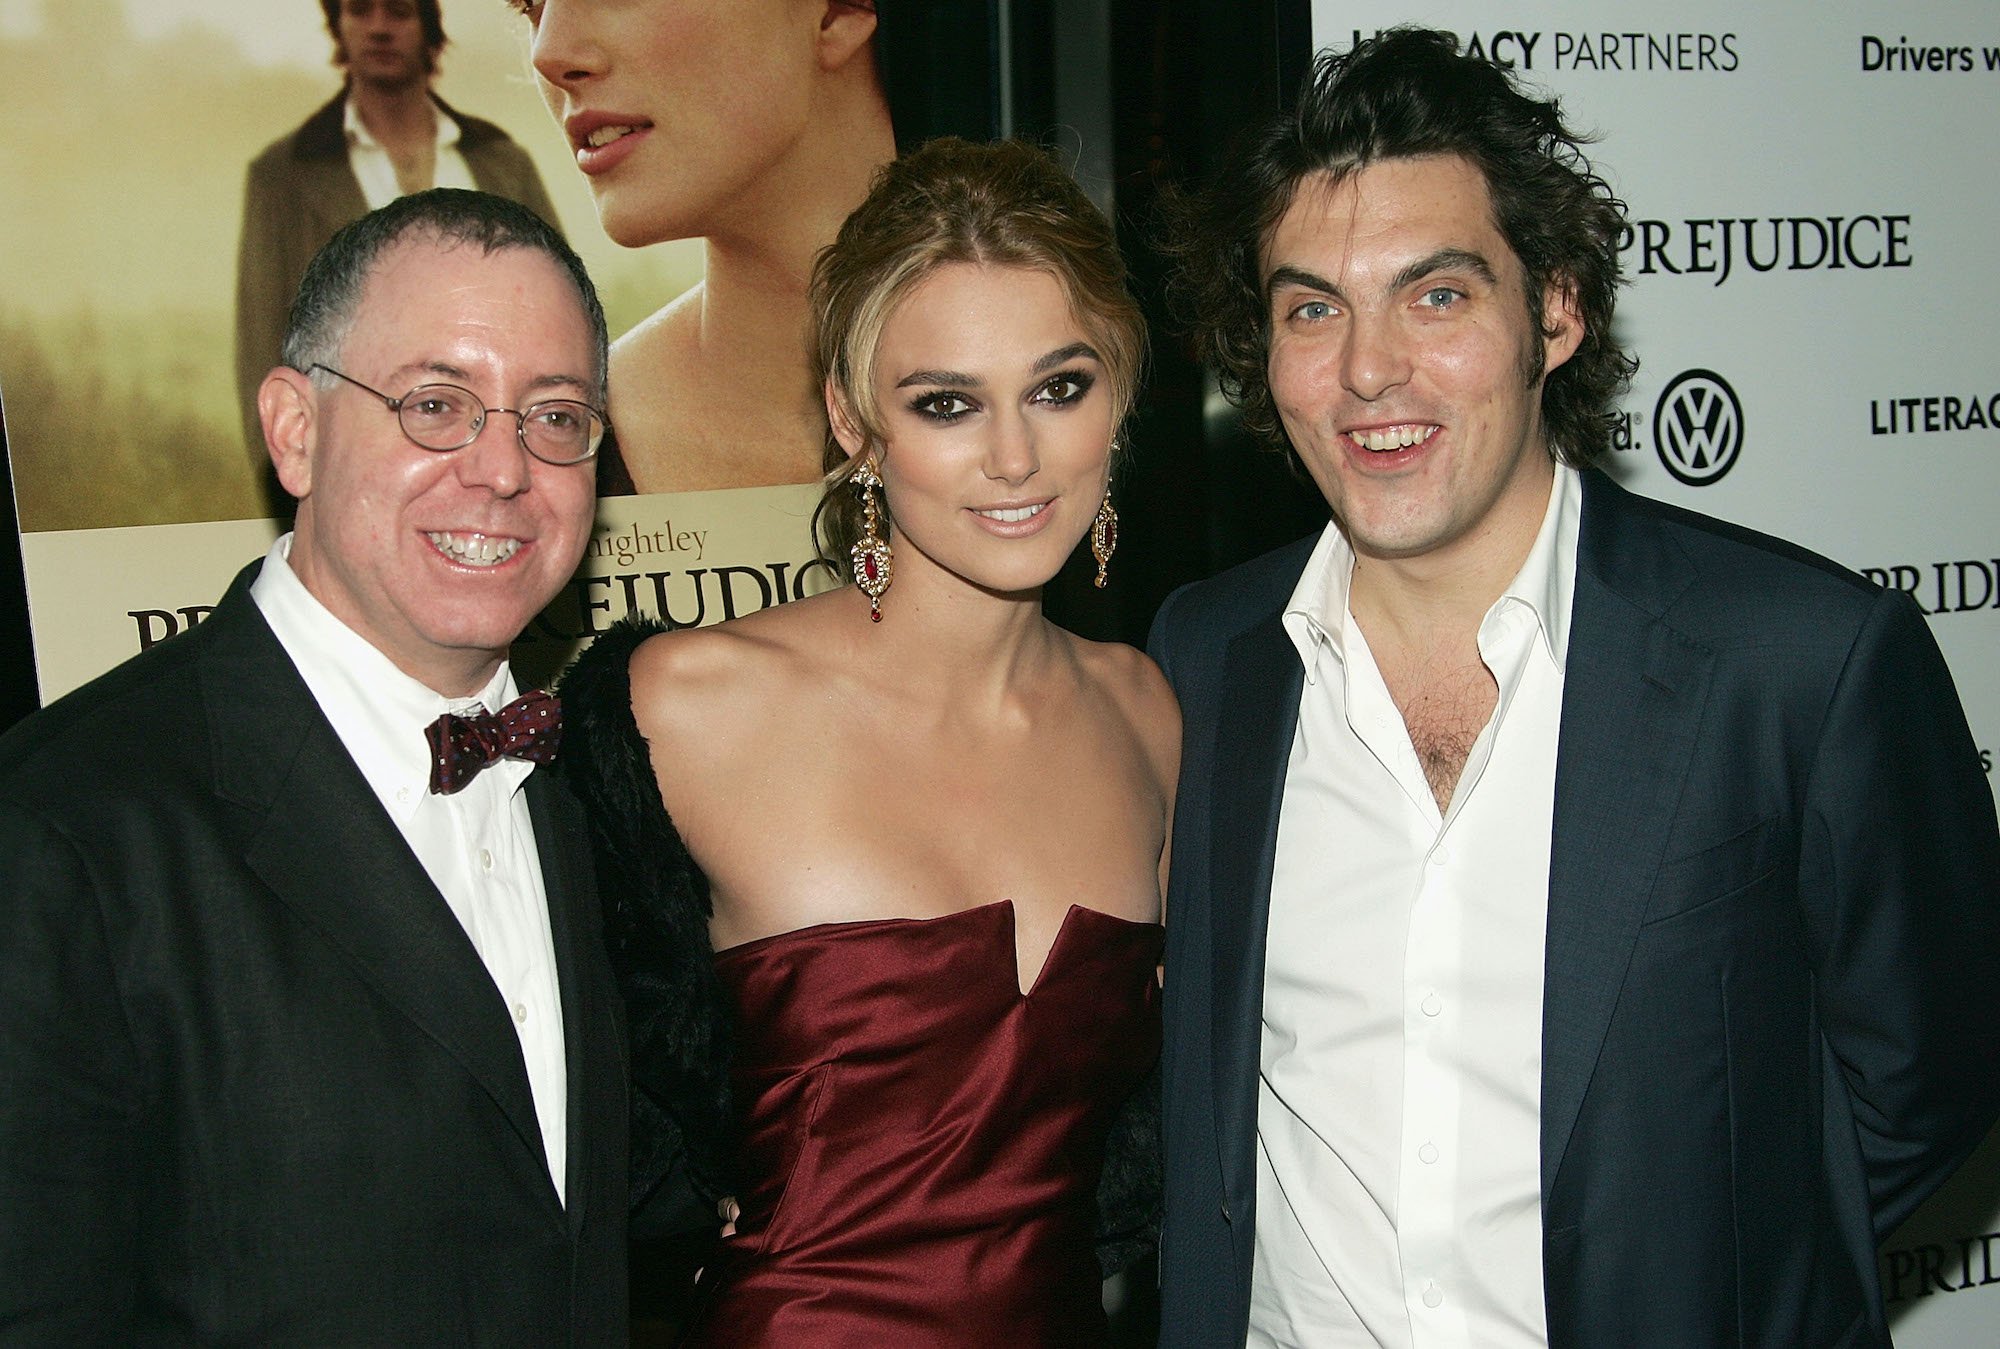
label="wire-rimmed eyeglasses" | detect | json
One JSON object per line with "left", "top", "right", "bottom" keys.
{"left": 308, "top": 363, "right": 607, "bottom": 466}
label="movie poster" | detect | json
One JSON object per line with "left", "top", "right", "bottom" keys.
{"left": 0, "top": 0, "right": 870, "bottom": 698}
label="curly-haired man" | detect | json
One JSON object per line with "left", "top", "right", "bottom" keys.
{"left": 1151, "top": 27, "right": 2000, "bottom": 1348}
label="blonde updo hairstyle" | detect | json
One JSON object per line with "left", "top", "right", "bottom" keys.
{"left": 810, "top": 136, "right": 1147, "bottom": 568}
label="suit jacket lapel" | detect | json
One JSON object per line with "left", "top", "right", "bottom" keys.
{"left": 198, "top": 574, "right": 552, "bottom": 1191}
{"left": 528, "top": 768, "right": 598, "bottom": 1237}
{"left": 1210, "top": 610, "right": 1304, "bottom": 1206}
{"left": 1541, "top": 473, "right": 1715, "bottom": 1200}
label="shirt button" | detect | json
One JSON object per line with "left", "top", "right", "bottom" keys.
{"left": 512, "top": 1002, "right": 529, "bottom": 1024}
{"left": 395, "top": 786, "right": 410, "bottom": 804}
{"left": 480, "top": 848, "right": 494, "bottom": 872}
{"left": 1420, "top": 992, "right": 1442, "bottom": 1017}
{"left": 1422, "top": 1282, "right": 1444, "bottom": 1309}
{"left": 1430, "top": 843, "right": 1451, "bottom": 864}
{"left": 1419, "top": 1142, "right": 1439, "bottom": 1165}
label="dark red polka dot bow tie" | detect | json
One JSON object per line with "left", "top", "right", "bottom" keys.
{"left": 424, "top": 690, "right": 563, "bottom": 796}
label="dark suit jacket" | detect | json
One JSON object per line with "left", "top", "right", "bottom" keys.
{"left": 0, "top": 566, "right": 627, "bottom": 1344}
{"left": 1149, "top": 469, "right": 2000, "bottom": 1347}
{"left": 233, "top": 91, "right": 560, "bottom": 455}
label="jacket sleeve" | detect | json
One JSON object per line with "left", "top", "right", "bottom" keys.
{"left": 234, "top": 148, "right": 293, "bottom": 459}
{"left": 499, "top": 144, "right": 562, "bottom": 237}
{"left": 1145, "top": 583, "right": 1185, "bottom": 688}
{"left": 1083, "top": 582, "right": 1204, "bottom": 1279}
{"left": 558, "top": 620, "right": 738, "bottom": 1239}
{"left": 0, "top": 805, "right": 142, "bottom": 1337}
{"left": 1800, "top": 587, "right": 2000, "bottom": 1238}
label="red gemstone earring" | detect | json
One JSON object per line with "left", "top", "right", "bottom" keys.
{"left": 1090, "top": 473, "right": 1118, "bottom": 589}
{"left": 850, "top": 457, "right": 893, "bottom": 622}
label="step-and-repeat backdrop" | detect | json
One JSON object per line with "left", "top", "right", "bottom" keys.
{"left": 1312, "top": 3, "right": 1999, "bottom": 1341}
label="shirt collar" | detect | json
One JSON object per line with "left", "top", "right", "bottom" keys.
{"left": 1281, "top": 522, "right": 1359, "bottom": 688}
{"left": 250, "top": 534, "right": 519, "bottom": 819}
{"left": 1501, "top": 464, "right": 1580, "bottom": 669}
{"left": 1281, "top": 464, "right": 1581, "bottom": 684}
{"left": 342, "top": 93, "right": 460, "bottom": 152}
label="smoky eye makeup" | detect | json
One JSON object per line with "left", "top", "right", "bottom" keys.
{"left": 907, "top": 390, "right": 979, "bottom": 424}
{"left": 1033, "top": 369, "right": 1097, "bottom": 406}
{"left": 896, "top": 360, "right": 1099, "bottom": 424}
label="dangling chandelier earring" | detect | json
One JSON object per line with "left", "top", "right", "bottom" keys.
{"left": 850, "top": 457, "right": 893, "bottom": 622}
{"left": 1091, "top": 472, "right": 1119, "bottom": 589}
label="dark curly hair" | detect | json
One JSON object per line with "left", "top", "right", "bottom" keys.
{"left": 1162, "top": 26, "right": 1636, "bottom": 469}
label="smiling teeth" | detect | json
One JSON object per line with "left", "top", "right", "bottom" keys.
{"left": 429, "top": 532, "right": 520, "bottom": 567}
{"left": 976, "top": 504, "right": 1045, "bottom": 523}
{"left": 585, "top": 125, "right": 639, "bottom": 148}
{"left": 1348, "top": 424, "right": 1437, "bottom": 452}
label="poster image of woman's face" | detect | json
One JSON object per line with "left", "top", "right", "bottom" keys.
{"left": 527, "top": 0, "right": 877, "bottom": 249}
{"left": 514, "top": 0, "right": 897, "bottom": 496}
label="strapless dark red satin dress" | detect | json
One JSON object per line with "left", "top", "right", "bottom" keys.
{"left": 678, "top": 900, "right": 1162, "bottom": 1348}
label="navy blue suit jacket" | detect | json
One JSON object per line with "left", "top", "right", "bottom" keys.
{"left": 1149, "top": 470, "right": 2000, "bottom": 1347}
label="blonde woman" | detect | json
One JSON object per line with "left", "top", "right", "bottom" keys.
{"left": 563, "top": 138, "right": 1176, "bottom": 1342}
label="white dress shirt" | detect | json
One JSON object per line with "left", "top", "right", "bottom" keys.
{"left": 344, "top": 95, "right": 476, "bottom": 210}
{"left": 1248, "top": 467, "right": 1581, "bottom": 1348}
{"left": 251, "top": 536, "right": 568, "bottom": 1202}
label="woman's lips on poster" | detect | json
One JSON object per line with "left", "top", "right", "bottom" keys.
{"left": 566, "top": 113, "right": 653, "bottom": 174}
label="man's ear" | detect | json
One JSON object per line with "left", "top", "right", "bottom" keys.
{"left": 260, "top": 367, "right": 317, "bottom": 500}
{"left": 824, "top": 380, "right": 869, "bottom": 461}
{"left": 816, "top": 0, "right": 879, "bottom": 73}
{"left": 1541, "top": 279, "right": 1585, "bottom": 376}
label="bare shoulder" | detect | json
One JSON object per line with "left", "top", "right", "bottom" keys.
{"left": 627, "top": 589, "right": 864, "bottom": 746}
{"left": 609, "top": 286, "right": 702, "bottom": 372}
{"left": 627, "top": 622, "right": 750, "bottom": 703}
{"left": 1062, "top": 631, "right": 1182, "bottom": 781}
{"left": 624, "top": 592, "right": 868, "bottom": 874}
{"left": 626, "top": 625, "right": 768, "bottom": 758}
{"left": 605, "top": 295, "right": 701, "bottom": 442}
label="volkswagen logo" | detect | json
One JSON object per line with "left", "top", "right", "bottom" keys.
{"left": 1654, "top": 369, "right": 1744, "bottom": 486}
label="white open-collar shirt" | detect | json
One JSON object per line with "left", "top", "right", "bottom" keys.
{"left": 1249, "top": 466, "right": 1580, "bottom": 1348}
{"left": 343, "top": 94, "right": 475, "bottom": 210}
{"left": 252, "top": 535, "right": 568, "bottom": 1202}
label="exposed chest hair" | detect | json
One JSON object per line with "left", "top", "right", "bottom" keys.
{"left": 1390, "top": 664, "right": 1497, "bottom": 813}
